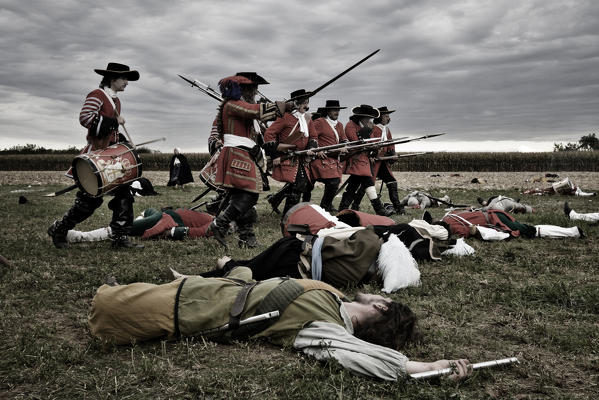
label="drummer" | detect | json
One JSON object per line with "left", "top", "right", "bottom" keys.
{"left": 47, "top": 62, "right": 144, "bottom": 249}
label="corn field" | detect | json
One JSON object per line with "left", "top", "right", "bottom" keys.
{"left": 1, "top": 151, "right": 597, "bottom": 171}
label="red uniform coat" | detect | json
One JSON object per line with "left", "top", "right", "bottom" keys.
{"left": 264, "top": 112, "right": 317, "bottom": 183}
{"left": 344, "top": 120, "right": 372, "bottom": 177}
{"left": 214, "top": 100, "right": 276, "bottom": 193}
{"left": 442, "top": 210, "right": 521, "bottom": 238}
{"left": 370, "top": 125, "right": 394, "bottom": 177}
{"left": 310, "top": 118, "right": 347, "bottom": 180}
{"left": 67, "top": 88, "right": 122, "bottom": 178}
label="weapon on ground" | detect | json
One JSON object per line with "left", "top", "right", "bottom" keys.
{"left": 196, "top": 311, "right": 280, "bottom": 337}
{"left": 191, "top": 187, "right": 212, "bottom": 204}
{"left": 189, "top": 200, "right": 208, "bottom": 211}
{"left": 375, "top": 151, "right": 433, "bottom": 161}
{"left": 423, "top": 193, "right": 469, "bottom": 208}
{"left": 409, "top": 357, "right": 519, "bottom": 379}
{"left": 45, "top": 184, "right": 78, "bottom": 197}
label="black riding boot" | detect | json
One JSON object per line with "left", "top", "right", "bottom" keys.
{"left": 108, "top": 193, "right": 143, "bottom": 249}
{"left": 48, "top": 192, "right": 103, "bottom": 248}
{"left": 387, "top": 181, "right": 405, "bottom": 215}
{"left": 266, "top": 183, "right": 291, "bottom": 214}
{"left": 210, "top": 204, "right": 241, "bottom": 249}
{"left": 371, "top": 197, "right": 394, "bottom": 216}
{"left": 351, "top": 185, "right": 366, "bottom": 211}
{"left": 302, "top": 182, "right": 314, "bottom": 203}
{"left": 237, "top": 206, "right": 258, "bottom": 248}
{"left": 320, "top": 181, "right": 339, "bottom": 213}
{"left": 282, "top": 193, "right": 302, "bottom": 217}
{"left": 338, "top": 190, "right": 354, "bottom": 211}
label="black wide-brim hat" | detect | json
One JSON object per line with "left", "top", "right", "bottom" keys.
{"left": 290, "top": 89, "right": 311, "bottom": 101}
{"left": 94, "top": 63, "right": 139, "bottom": 81}
{"left": 235, "top": 72, "right": 269, "bottom": 85}
{"left": 322, "top": 100, "right": 347, "bottom": 110}
{"left": 351, "top": 104, "right": 380, "bottom": 118}
{"left": 377, "top": 106, "right": 396, "bottom": 114}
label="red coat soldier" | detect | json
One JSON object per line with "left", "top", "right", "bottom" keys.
{"left": 264, "top": 89, "right": 319, "bottom": 216}
{"left": 304, "top": 100, "right": 348, "bottom": 212}
{"left": 338, "top": 105, "right": 392, "bottom": 216}
{"left": 209, "top": 74, "right": 287, "bottom": 248}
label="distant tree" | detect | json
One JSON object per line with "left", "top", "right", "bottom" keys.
{"left": 578, "top": 133, "right": 599, "bottom": 151}
{"left": 553, "top": 142, "right": 579, "bottom": 152}
{"left": 554, "top": 133, "right": 599, "bottom": 152}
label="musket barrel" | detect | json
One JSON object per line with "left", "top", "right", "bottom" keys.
{"left": 409, "top": 357, "right": 519, "bottom": 379}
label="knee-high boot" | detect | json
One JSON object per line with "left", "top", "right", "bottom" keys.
{"left": 266, "top": 183, "right": 291, "bottom": 214}
{"left": 320, "top": 181, "right": 339, "bottom": 213}
{"left": 371, "top": 197, "right": 394, "bottom": 217}
{"left": 108, "top": 194, "right": 143, "bottom": 249}
{"left": 386, "top": 181, "right": 405, "bottom": 214}
{"left": 48, "top": 192, "right": 103, "bottom": 248}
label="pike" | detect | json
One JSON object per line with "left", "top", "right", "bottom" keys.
{"left": 178, "top": 75, "right": 223, "bottom": 102}
{"left": 410, "top": 357, "right": 519, "bottom": 379}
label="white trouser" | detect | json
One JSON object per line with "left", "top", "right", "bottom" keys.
{"left": 67, "top": 227, "right": 111, "bottom": 243}
{"left": 535, "top": 225, "right": 580, "bottom": 238}
{"left": 569, "top": 210, "right": 599, "bottom": 223}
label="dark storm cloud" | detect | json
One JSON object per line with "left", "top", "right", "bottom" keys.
{"left": 0, "top": 0, "right": 597, "bottom": 152}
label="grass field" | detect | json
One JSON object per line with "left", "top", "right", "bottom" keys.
{"left": 1, "top": 175, "right": 598, "bottom": 399}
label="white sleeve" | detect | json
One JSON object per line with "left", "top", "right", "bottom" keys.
{"left": 293, "top": 320, "right": 408, "bottom": 380}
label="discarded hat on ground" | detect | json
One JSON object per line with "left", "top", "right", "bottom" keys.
{"left": 94, "top": 63, "right": 139, "bottom": 81}
{"left": 235, "top": 72, "right": 269, "bottom": 85}
{"left": 351, "top": 104, "right": 380, "bottom": 118}
{"left": 18, "top": 195, "right": 27, "bottom": 204}
{"left": 290, "top": 89, "right": 311, "bottom": 101}
{"left": 322, "top": 100, "right": 347, "bottom": 109}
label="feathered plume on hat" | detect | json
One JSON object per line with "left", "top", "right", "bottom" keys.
{"left": 218, "top": 75, "right": 254, "bottom": 100}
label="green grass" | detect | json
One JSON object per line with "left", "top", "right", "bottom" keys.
{"left": 1, "top": 182, "right": 598, "bottom": 399}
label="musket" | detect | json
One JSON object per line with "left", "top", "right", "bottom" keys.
{"left": 196, "top": 311, "right": 280, "bottom": 337}
{"left": 423, "top": 193, "right": 468, "bottom": 208}
{"left": 410, "top": 357, "right": 519, "bottom": 379}
{"left": 280, "top": 137, "right": 380, "bottom": 161}
{"left": 340, "top": 133, "right": 445, "bottom": 159}
{"left": 375, "top": 151, "right": 432, "bottom": 161}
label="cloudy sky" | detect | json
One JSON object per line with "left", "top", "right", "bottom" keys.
{"left": 1, "top": 0, "right": 597, "bottom": 153}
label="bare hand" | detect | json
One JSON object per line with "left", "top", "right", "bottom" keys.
{"left": 339, "top": 147, "right": 348, "bottom": 155}
{"left": 434, "top": 359, "right": 472, "bottom": 381}
{"left": 317, "top": 151, "right": 326, "bottom": 159}
{"left": 117, "top": 115, "right": 126, "bottom": 125}
{"left": 306, "top": 150, "right": 315, "bottom": 157}
{"left": 273, "top": 157, "right": 281, "bottom": 167}
{"left": 277, "top": 143, "right": 296, "bottom": 152}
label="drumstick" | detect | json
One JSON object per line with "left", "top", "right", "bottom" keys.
{"left": 114, "top": 109, "right": 135, "bottom": 146}
{"left": 134, "top": 137, "right": 166, "bottom": 148}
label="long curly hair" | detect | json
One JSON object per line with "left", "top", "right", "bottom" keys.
{"left": 353, "top": 301, "right": 419, "bottom": 351}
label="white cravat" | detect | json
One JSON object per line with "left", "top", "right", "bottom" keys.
{"left": 325, "top": 117, "right": 340, "bottom": 142}
{"left": 292, "top": 110, "right": 309, "bottom": 137}
{"left": 376, "top": 124, "right": 387, "bottom": 142}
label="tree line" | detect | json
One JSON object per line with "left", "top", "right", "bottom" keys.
{"left": 554, "top": 133, "right": 598, "bottom": 152}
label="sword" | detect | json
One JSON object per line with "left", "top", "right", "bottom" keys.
{"left": 196, "top": 311, "right": 280, "bottom": 337}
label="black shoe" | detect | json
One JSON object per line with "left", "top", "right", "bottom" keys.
{"left": 47, "top": 221, "right": 68, "bottom": 249}
{"left": 238, "top": 236, "right": 258, "bottom": 248}
{"left": 394, "top": 205, "right": 406, "bottom": 215}
{"left": 266, "top": 194, "right": 282, "bottom": 214}
{"left": 209, "top": 221, "right": 228, "bottom": 249}
{"left": 577, "top": 227, "right": 585, "bottom": 239}
{"left": 564, "top": 202, "right": 572, "bottom": 219}
{"left": 422, "top": 211, "right": 433, "bottom": 224}
{"left": 476, "top": 197, "right": 485, "bottom": 206}
{"left": 111, "top": 236, "right": 144, "bottom": 249}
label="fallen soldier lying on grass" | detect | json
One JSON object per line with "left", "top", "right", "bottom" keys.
{"left": 66, "top": 207, "right": 214, "bottom": 243}
{"left": 197, "top": 226, "right": 421, "bottom": 293}
{"left": 476, "top": 195, "right": 533, "bottom": 214}
{"left": 440, "top": 209, "right": 584, "bottom": 240}
{"left": 89, "top": 267, "right": 471, "bottom": 381}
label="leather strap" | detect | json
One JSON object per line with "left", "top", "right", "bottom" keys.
{"left": 229, "top": 281, "right": 258, "bottom": 329}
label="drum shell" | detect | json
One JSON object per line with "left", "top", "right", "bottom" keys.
{"left": 72, "top": 142, "right": 142, "bottom": 197}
